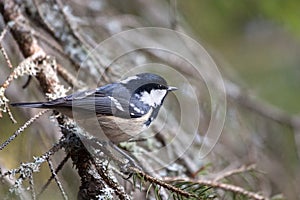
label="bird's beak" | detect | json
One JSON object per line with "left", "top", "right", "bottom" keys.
{"left": 167, "top": 86, "right": 178, "bottom": 91}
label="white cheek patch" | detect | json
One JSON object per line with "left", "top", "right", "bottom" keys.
{"left": 140, "top": 89, "right": 167, "bottom": 107}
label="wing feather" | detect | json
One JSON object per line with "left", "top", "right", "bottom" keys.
{"left": 45, "top": 83, "right": 130, "bottom": 116}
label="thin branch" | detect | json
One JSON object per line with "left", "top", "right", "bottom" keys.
{"left": 41, "top": 140, "right": 66, "bottom": 160}
{"left": 163, "top": 177, "right": 269, "bottom": 200}
{"left": 91, "top": 157, "right": 131, "bottom": 200}
{"left": 0, "top": 26, "right": 13, "bottom": 68}
{"left": 28, "top": 171, "right": 36, "bottom": 200}
{"left": 0, "top": 165, "right": 32, "bottom": 199}
{"left": 5, "top": 102, "right": 17, "bottom": 123}
{"left": 0, "top": 52, "right": 43, "bottom": 121}
{"left": 0, "top": 52, "right": 43, "bottom": 90}
{"left": 213, "top": 164, "right": 256, "bottom": 182}
{"left": 38, "top": 154, "right": 70, "bottom": 197}
{"left": 47, "top": 158, "right": 68, "bottom": 200}
{"left": 129, "top": 167, "right": 196, "bottom": 199}
{"left": 0, "top": 141, "right": 65, "bottom": 178}
{"left": 0, "top": 109, "right": 49, "bottom": 150}
{"left": 0, "top": 26, "right": 8, "bottom": 41}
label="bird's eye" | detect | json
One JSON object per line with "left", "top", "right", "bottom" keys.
{"left": 158, "top": 84, "right": 164, "bottom": 89}
{"left": 158, "top": 84, "right": 167, "bottom": 90}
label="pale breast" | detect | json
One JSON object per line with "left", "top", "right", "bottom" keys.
{"left": 75, "top": 108, "right": 153, "bottom": 143}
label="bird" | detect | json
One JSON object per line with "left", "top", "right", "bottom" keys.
{"left": 11, "top": 73, "right": 177, "bottom": 144}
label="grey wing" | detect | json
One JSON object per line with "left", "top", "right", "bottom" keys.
{"left": 11, "top": 83, "right": 131, "bottom": 117}
{"left": 50, "top": 89, "right": 114, "bottom": 116}
{"left": 54, "top": 83, "right": 131, "bottom": 117}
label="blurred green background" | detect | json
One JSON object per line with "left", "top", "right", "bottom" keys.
{"left": 179, "top": 0, "right": 300, "bottom": 114}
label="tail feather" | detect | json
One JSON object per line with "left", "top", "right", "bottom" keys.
{"left": 11, "top": 102, "right": 47, "bottom": 108}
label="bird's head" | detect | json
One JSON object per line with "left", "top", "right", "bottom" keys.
{"left": 120, "top": 73, "right": 177, "bottom": 109}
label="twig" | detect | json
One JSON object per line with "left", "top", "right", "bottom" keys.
{"left": 0, "top": 42, "right": 13, "bottom": 68}
{"left": 0, "top": 52, "right": 43, "bottom": 90}
{"left": 0, "top": 26, "right": 8, "bottom": 41}
{"left": 0, "top": 142, "right": 65, "bottom": 200}
{"left": 0, "top": 52, "right": 43, "bottom": 122}
{"left": 41, "top": 140, "right": 66, "bottom": 161}
{"left": 163, "top": 177, "right": 269, "bottom": 200}
{"left": 0, "top": 26, "right": 13, "bottom": 68}
{"left": 5, "top": 102, "right": 17, "bottom": 123}
{"left": 0, "top": 165, "right": 32, "bottom": 199}
{"left": 38, "top": 154, "right": 70, "bottom": 197}
{"left": 213, "top": 164, "right": 256, "bottom": 181}
{"left": 91, "top": 157, "right": 131, "bottom": 200}
{"left": 0, "top": 141, "right": 65, "bottom": 178}
{"left": 28, "top": 171, "right": 36, "bottom": 200}
{"left": 47, "top": 158, "right": 68, "bottom": 200}
{"left": 0, "top": 109, "right": 49, "bottom": 150}
{"left": 129, "top": 167, "right": 196, "bottom": 199}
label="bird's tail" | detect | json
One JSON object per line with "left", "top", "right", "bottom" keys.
{"left": 11, "top": 102, "right": 47, "bottom": 108}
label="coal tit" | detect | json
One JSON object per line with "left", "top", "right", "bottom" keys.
{"left": 11, "top": 73, "right": 177, "bottom": 143}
